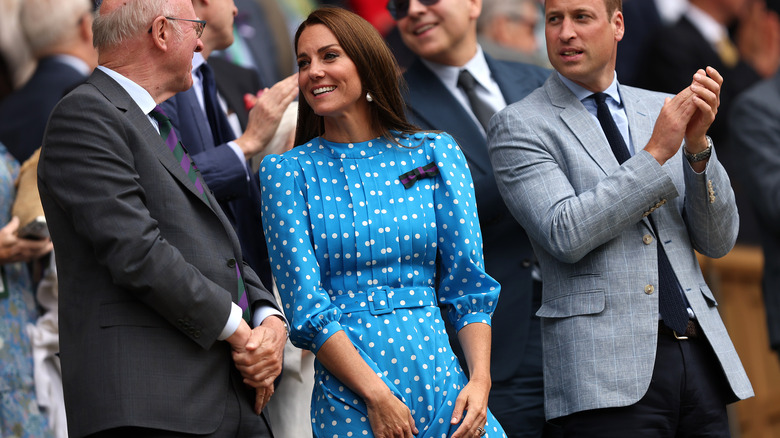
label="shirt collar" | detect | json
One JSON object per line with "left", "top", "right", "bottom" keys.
{"left": 685, "top": 3, "right": 729, "bottom": 45}
{"left": 96, "top": 65, "right": 157, "bottom": 115}
{"left": 557, "top": 71, "right": 622, "bottom": 105}
{"left": 420, "top": 45, "right": 492, "bottom": 91}
{"left": 192, "top": 52, "right": 206, "bottom": 76}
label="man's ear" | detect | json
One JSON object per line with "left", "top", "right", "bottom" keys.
{"left": 149, "top": 16, "right": 170, "bottom": 51}
{"left": 613, "top": 10, "right": 625, "bottom": 42}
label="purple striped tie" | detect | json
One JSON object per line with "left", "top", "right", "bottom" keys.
{"left": 150, "top": 106, "right": 249, "bottom": 321}
{"left": 149, "top": 106, "right": 210, "bottom": 205}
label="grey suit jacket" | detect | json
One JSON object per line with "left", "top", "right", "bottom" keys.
{"left": 487, "top": 73, "right": 753, "bottom": 419}
{"left": 730, "top": 72, "right": 780, "bottom": 351}
{"left": 38, "top": 69, "right": 278, "bottom": 437}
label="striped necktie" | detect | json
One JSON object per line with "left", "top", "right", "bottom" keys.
{"left": 150, "top": 105, "right": 250, "bottom": 322}
{"left": 149, "top": 105, "right": 210, "bottom": 205}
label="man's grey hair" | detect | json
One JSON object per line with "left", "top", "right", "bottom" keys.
{"left": 20, "top": 0, "right": 92, "bottom": 58}
{"left": 92, "top": 0, "right": 179, "bottom": 51}
{"left": 478, "top": 0, "right": 538, "bottom": 32}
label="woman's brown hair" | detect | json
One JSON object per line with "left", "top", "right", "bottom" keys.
{"left": 293, "top": 6, "right": 418, "bottom": 146}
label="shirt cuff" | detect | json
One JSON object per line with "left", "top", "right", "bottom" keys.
{"left": 227, "top": 141, "right": 250, "bottom": 181}
{"left": 252, "top": 304, "right": 286, "bottom": 328}
{"left": 217, "top": 302, "right": 242, "bottom": 340}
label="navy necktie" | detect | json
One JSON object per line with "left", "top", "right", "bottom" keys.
{"left": 457, "top": 69, "right": 495, "bottom": 131}
{"left": 592, "top": 92, "right": 690, "bottom": 334}
{"left": 200, "top": 63, "right": 236, "bottom": 145}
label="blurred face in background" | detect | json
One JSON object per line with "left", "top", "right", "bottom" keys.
{"left": 397, "top": 0, "right": 482, "bottom": 66}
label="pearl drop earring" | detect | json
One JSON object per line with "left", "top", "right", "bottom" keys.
{"left": 366, "top": 92, "right": 373, "bottom": 102}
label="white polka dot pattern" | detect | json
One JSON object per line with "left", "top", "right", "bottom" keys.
{"left": 260, "top": 132, "right": 504, "bottom": 437}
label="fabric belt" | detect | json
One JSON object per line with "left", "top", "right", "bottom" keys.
{"left": 330, "top": 286, "right": 436, "bottom": 316}
{"left": 658, "top": 319, "right": 701, "bottom": 340}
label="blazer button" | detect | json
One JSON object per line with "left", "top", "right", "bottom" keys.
{"left": 645, "top": 284, "right": 655, "bottom": 295}
{"left": 227, "top": 259, "right": 237, "bottom": 268}
{"left": 642, "top": 234, "right": 653, "bottom": 245}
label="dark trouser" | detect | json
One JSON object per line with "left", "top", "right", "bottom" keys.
{"left": 489, "top": 281, "right": 552, "bottom": 438}
{"left": 86, "top": 368, "right": 272, "bottom": 438}
{"left": 558, "top": 324, "right": 734, "bottom": 438}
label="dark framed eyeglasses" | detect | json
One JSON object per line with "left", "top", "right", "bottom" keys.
{"left": 386, "top": 0, "right": 441, "bottom": 21}
{"left": 147, "top": 16, "right": 207, "bottom": 38}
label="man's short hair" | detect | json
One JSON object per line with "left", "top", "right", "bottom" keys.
{"left": 92, "top": 0, "right": 178, "bottom": 51}
{"left": 605, "top": 0, "right": 623, "bottom": 15}
{"left": 20, "top": 0, "right": 92, "bottom": 58}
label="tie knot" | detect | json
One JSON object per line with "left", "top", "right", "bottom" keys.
{"left": 149, "top": 105, "right": 169, "bottom": 123}
{"left": 457, "top": 69, "right": 477, "bottom": 91}
{"left": 592, "top": 92, "right": 609, "bottom": 106}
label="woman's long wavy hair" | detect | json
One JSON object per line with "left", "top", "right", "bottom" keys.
{"left": 293, "top": 6, "right": 418, "bottom": 146}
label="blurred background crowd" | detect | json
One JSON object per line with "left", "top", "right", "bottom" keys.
{"left": 2, "top": 0, "right": 780, "bottom": 437}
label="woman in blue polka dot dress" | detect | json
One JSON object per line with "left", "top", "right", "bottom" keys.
{"left": 260, "top": 7, "right": 506, "bottom": 438}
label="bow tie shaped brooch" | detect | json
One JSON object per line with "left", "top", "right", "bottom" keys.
{"left": 399, "top": 162, "right": 440, "bottom": 189}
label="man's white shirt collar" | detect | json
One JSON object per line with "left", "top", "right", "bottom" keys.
{"left": 96, "top": 65, "right": 157, "bottom": 115}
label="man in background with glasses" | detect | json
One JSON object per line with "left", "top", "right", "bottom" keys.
{"left": 38, "top": 0, "right": 286, "bottom": 436}
{"left": 393, "top": 0, "right": 552, "bottom": 436}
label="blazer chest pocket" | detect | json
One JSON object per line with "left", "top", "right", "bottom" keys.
{"left": 536, "top": 289, "right": 606, "bottom": 318}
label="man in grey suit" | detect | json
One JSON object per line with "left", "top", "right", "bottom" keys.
{"left": 393, "top": 0, "right": 549, "bottom": 436}
{"left": 730, "top": 72, "right": 780, "bottom": 356}
{"left": 38, "top": 0, "right": 287, "bottom": 436}
{"left": 487, "top": 0, "right": 753, "bottom": 435}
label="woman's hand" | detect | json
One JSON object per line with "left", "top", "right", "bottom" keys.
{"left": 365, "top": 388, "right": 418, "bottom": 438}
{"left": 450, "top": 376, "right": 491, "bottom": 438}
{"left": 0, "top": 217, "right": 53, "bottom": 264}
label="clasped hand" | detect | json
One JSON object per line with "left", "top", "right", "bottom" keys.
{"left": 645, "top": 66, "right": 723, "bottom": 165}
{"left": 227, "top": 316, "right": 287, "bottom": 414}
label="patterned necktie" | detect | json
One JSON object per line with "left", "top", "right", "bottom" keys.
{"left": 592, "top": 92, "right": 690, "bottom": 334}
{"left": 457, "top": 69, "right": 495, "bottom": 131}
{"left": 150, "top": 105, "right": 250, "bottom": 322}
{"left": 715, "top": 37, "right": 739, "bottom": 68}
{"left": 199, "top": 63, "right": 236, "bottom": 145}
{"left": 149, "top": 105, "right": 210, "bottom": 205}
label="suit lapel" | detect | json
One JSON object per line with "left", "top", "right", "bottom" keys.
{"left": 405, "top": 59, "right": 491, "bottom": 174}
{"left": 547, "top": 74, "right": 617, "bottom": 176}
{"left": 90, "top": 71, "right": 216, "bottom": 210}
{"left": 487, "top": 55, "right": 535, "bottom": 105}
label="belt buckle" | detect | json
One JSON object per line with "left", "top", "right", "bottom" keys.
{"left": 673, "top": 330, "right": 689, "bottom": 340}
{"left": 368, "top": 287, "right": 393, "bottom": 316}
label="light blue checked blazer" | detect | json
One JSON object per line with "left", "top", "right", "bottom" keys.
{"left": 487, "top": 73, "right": 753, "bottom": 420}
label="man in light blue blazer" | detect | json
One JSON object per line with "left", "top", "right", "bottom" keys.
{"left": 487, "top": 0, "right": 753, "bottom": 435}
{"left": 394, "top": 0, "right": 549, "bottom": 435}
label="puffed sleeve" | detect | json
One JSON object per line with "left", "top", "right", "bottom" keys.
{"left": 429, "top": 132, "right": 501, "bottom": 331}
{"left": 259, "top": 153, "right": 344, "bottom": 353}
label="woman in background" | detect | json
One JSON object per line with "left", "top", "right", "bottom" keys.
{"left": 0, "top": 141, "right": 54, "bottom": 438}
{"left": 260, "top": 7, "right": 506, "bottom": 438}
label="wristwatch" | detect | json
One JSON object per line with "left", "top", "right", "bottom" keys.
{"left": 684, "top": 136, "right": 713, "bottom": 163}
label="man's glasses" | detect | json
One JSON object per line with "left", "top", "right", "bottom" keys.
{"left": 147, "top": 16, "right": 207, "bottom": 39}
{"left": 386, "top": 0, "right": 440, "bottom": 21}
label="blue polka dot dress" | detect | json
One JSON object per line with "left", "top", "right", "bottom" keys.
{"left": 260, "top": 131, "right": 506, "bottom": 438}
